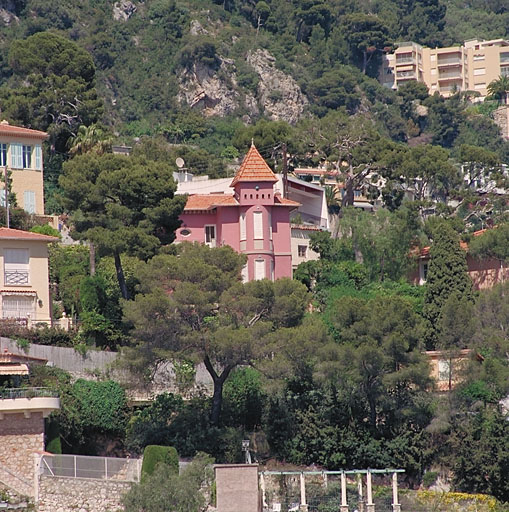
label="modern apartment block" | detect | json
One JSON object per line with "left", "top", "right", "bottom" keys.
{"left": 380, "top": 39, "right": 509, "bottom": 98}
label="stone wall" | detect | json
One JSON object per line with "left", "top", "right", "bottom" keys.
{"left": 0, "top": 411, "right": 43, "bottom": 495}
{"left": 493, "top": 105, "right": 509, "bottom": 140}
{"left": 215, "top": 464, "right": 260, "bottom": 512}
{"left": 37, "top": 475, "right": 133, "bottom": 512}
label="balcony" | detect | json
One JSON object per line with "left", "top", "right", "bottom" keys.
{"left": 395, "top": 56, "right": 415, "bottom": 65}
{"left": 438, "top": 71, "right": 462, "bottom": 80}
{"left": 437, "top": 56, "right": 462, "bottom": 67}
{"left": 0, "top": 387, "right": 60, "bottom": 418}
{"left": 396, "top": 71, "right": 415, "bottom": 79}
{"left": 4, "top": 270, "right": 29, "bottom": 286}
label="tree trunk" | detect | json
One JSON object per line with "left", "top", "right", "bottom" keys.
{"left": 342, "top": 177, "right": 355, "bottom": 207}
{"left": 89, "top": 243, "right": 96, "bottom": 276}
{"left": 114, "top": 251, "right": 129, "bottom": 300}
{"left": 204, "top": 355, "right": 233, "bottom": 426}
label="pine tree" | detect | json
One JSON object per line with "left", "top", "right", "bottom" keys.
{"left": 422, "top": 223, "right": 474, "bottom": 349}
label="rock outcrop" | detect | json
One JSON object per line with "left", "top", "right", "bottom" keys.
{"left": 247, "top": 49, "right": 308, "bottom": 124}
{"left": 177, "top": 48, "right": 307, "bottom": 123}
{"left": 112, "top": 0, "right": 136, "bottom": 21}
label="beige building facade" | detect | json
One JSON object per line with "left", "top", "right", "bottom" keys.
{"left": 381, "top": 39, "right": 509, "bottom": 98}
{"left": 0, "top": 120, "right": 48, "bottom": 215}
{"left": 0, "top": 228, "right": 57, "bottom": 325}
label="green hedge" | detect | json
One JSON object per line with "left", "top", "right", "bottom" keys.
{"left": 141, "top": 445, "right": 179, "bottom": 482}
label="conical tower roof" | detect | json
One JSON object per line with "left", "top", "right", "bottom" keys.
{"left": 230, "top": 143, "right": 278, "bottom": 187}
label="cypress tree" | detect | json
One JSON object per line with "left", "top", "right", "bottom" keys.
{"left": 422, "top": 223, "right": 473, "bottom": 349}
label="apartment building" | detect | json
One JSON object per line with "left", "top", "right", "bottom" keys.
{"left": 380, "top": 39, "right": 509, "bottom": 99}
{"left": 0, "top": 120, "right": 48, "bottom": 215}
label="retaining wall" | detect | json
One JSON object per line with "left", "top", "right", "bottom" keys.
{"left": 37, "top": 475, "right": 133, "bottom": 512}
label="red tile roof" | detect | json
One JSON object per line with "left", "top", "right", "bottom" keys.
{"left": 0, "top": 120, "right": 48, "bottom": 140}
{"left": 231, "top": 144, "right": 278, "bottom": 186}
{"left": 184, "top": 194, "right": 238, "bottom": 211}
{"left": 417, "top": 228, "right": 488, "bottom": 258}
{"left": 274, "top": 195, "right": 300, "bottom": 207}
{"left": 0, "top": 227, "right": 58, "bottom": 242}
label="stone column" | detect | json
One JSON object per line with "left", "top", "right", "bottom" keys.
{"left": 392, "top": 472, "right": 401, "bottom": 512}
{"left": 357, "top": 473, "right": 364, "bottom": 512}
{"left": 260, "top": 472, "right": 268, "bottom": 510}
{"left": 366, "top": 471, "right": 375, "bottom": 512}
{"left": 300, "top": 473, "right": 308, "bottom": 512}
{"left": 340, "top": 471, "right": 349, "bottom": 512}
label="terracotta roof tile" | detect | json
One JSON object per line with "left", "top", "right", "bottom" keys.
{"left": 184, "top": 194, "right": 238, "bottom": 211}
{"left": 417, "top": 228, "right": 488, "bottom": 258}
{"left": 0, "top": 227, "right": 58, "bottom": 242}
{"left": 231, "top": 144, "right": 278, "bottom": 186}
{"left": 274, "top": 195, "right": 300, "bottom": 207}
{"left": 0, "top": 120, "right": 48, "bottom": 139}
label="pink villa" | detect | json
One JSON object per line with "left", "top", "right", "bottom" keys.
{"left": 175, "top": 144, "right": 300, "bottom": 281}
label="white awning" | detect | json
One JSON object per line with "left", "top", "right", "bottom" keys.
{"left": 0, "top": 363, "right": 29, "bottom": 375}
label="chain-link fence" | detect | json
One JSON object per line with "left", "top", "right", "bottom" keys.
{"left": 40, "top": 454, "right": 141, "bottom": 482}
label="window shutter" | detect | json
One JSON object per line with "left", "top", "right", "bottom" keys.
{"left": 11, "top": 144, "right": 23, "bottom": 169}
{"left": 34, "top": 145, "right": 42, "bottom": 170}
{"left": 253, "top": 211, "right": 263, "bottom": 239}
{"left": 24, "top": 190, "right": 36, "bottom": 214}
{"left": 254, "top": 259, "right": 265, "bottom": 280}
{"left": 0, "top": 190, "right": 5, "bottom": 207}
{"left": 239, "top": 212, "right": 246, "bottom": 240}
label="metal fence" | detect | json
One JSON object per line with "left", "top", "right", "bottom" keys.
{"left": 40, "top": 454, "right": 141, "bottom": 482}
{"left": 0, "top": 387, "right": 59, "bottom": 399}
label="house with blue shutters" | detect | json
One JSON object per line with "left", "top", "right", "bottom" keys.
{"left": 0, "top": 120, "right": 48, "bottom": 215}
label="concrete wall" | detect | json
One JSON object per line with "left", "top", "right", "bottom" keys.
{"left": 0, "top": 338, "right": 214, "bottom": 399}
{"left": 215, "top": 464, "right": 259, "bottom": 512}
{"left": 37, "top": 475, "right": 133, "bottom": 512}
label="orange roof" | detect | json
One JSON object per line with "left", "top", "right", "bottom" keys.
{"left": 274, "top": 195, "right": 300, "bottom": 207}
{"left": 184, "top": 194, "right": 238, "bottom": 211}
{"left": 231, "top": 144, "right": 278, "bottom": 186}
{"left": 0, "top": 228, "right": 58, "bottom": 242}
{"left": 0, "top": 120, "right": 48, "bottom": 140}
{"left": 418, "top": 228, "right": 488, "bottom": 258}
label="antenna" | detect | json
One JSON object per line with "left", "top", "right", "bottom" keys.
{"left": 175, "top": 157, "right": 185, "bottom": 169}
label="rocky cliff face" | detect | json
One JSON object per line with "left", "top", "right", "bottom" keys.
{"left": 247, "top": 49, "right": 308, "bottom": 124}
{"left": 177, "top": 43, "right": 307, "bottom": 124}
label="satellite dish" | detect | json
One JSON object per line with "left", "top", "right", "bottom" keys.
{"left": 175, "top": 157, "right": 185, "bottom": 169}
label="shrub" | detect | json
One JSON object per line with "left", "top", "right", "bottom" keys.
{"left": 141, "top": 445, "right": 179, "bottom": 482}
{"left": 422, "top": 471, "right": 438, "bottom": 488}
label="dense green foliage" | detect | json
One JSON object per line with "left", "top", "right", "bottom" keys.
{"left": 141, "top": 445, "right": 179, "bottom": 482}
{"left": 123, "top": 453, "right": 214, "bottom": 512}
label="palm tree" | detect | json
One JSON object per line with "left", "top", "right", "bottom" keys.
{"left": 325, "top": 184, "right": 340, "bottom": 215}
{"left": 67, "top": 124, "right": 112, "bottom": 156}
{"left": 487, "top": 76, "right": 509, "bottom": 105}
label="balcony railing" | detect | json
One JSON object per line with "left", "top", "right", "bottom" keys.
{"left": 395, "top": 57, "right": 414, "bottom": 64}
{"left": 4, "top": 270, "right": 29, "bottom": 285}
{"left": 437, "top": 57, "right": 462, "bottom": 66}
{"left": 396, "top": 71, "right": 415, "bottom": 78}
{"left": 0, "top": 388, "right": 59, "bottom": 400}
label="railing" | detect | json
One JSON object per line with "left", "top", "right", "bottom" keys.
{"left": 395, "top": 56, "right": 414, "bottom": 64}
{"left": 437, "top": 57, "right": 462, "bottom": 66}
{"left": 0, "top": 388, "right": 59, "bottom": 400}
{"left": 4, "top": 270, "right": 29, "bottom": 285}
{"left": 40, "top": 454, "right": 141, "bottom": 482}
{"left": 396, "top": 71, "right": 415, "bottom": 78}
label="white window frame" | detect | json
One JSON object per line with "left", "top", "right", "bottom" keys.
{"left": 239, "top": 212, "right": 246, "bottom": 241}
{"left": 0, "top": 143, "right": 6, "bottom": 167}
{"left": 204, "top": 225, "right": 216, "bottom": 248}
{"left": 253, "top": 211, "right": 263, "bottom": 240}
{"left": 438, "top": 359, "right": 451, "bottom": 382}
{"left": 298, "top": 245, "right": 307, "bottom": 258}
{"left": 254, "top": 259, "right": 265, "bottom": 280}
{"left": 22, "top": 145, "right": 32, "bottom": 169}
{"left": 4, "top": 249, "right": 29, "bottom": 286}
